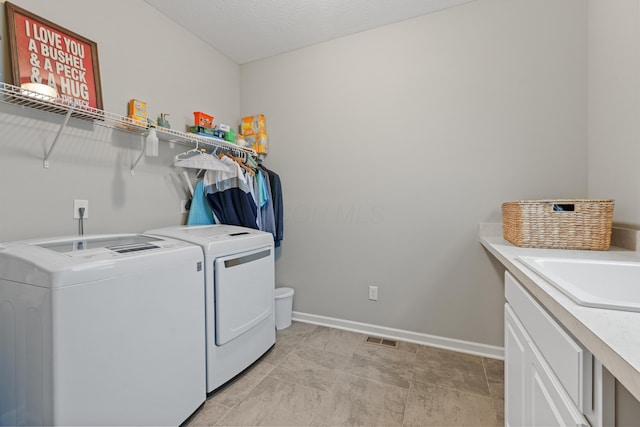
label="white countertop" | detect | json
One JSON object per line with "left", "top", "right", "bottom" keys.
{"left": 479, "top": 224, "right": 640, "bottom": 402}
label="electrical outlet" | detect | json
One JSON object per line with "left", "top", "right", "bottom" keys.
{"left": 368, "top": 285, "right": 378, "bottom": 301}
{"left": 73, "top": 199, "right": 89, "bottom": 219}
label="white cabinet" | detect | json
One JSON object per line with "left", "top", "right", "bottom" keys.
{"left": 504, "top": 271, "right": 613, "bottom": 427}
{"left": 506, "top": 305, "right": 587, "bottom": 426}
{"left": 529, "top": 341, "right": 589, "bottom": 427}
{"left": 505, "top": 305, "right": 527, "bottom": 426}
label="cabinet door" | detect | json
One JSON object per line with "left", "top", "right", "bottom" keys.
{"left": 505, "top": 304, "right": 527, "bottom": 427}
{"left": 528, "top": 343, "right": 589, "bottom": 427}
{"left": 506, "top": 303, "right": 589, "bottom": 427}
{"left": 505, "top": 271, "right": 585, "bottom": 409}
{"left": 584, "top": 359, "right": 615, "bottom": 427}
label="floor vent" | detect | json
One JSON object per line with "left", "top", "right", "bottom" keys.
{"left": 365, "top": 336, "right": 398, "bottom": 348}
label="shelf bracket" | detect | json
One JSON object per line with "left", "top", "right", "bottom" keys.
{"left": 43, "top": 103, "right": 75, "bottom": 168}
{"left": 130, "top": 135, "right": 146, "bottom": 176}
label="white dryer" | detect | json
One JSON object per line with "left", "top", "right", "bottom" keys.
{"left": 146, "top": 225, "right": 275, "bottom": 393}
{"left": 0, "top": 234, "right": 206, "bottom": 426}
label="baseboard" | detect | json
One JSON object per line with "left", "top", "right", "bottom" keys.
{"left": 292, "top": 311, "right": 504, "bottom": 360}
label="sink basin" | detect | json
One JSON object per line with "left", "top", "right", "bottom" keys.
{"left": 517, "top": 256, "right": 640, "bottom": 312}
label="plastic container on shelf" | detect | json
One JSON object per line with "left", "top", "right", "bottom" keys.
{"left": 193, "top": 112, "right": 214, "bottom": 128}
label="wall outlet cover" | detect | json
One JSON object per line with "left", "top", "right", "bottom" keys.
{"left": 73, "top": 199, "right": 89, "bottom": 219}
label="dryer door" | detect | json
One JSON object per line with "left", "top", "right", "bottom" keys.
{"left": 214, "top": 246, "right": 274, "bottom": 346}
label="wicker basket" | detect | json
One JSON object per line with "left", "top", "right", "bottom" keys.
{"left": 502, "top": 199, "right": 614, "bottom": 250}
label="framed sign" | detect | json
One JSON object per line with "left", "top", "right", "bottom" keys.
{"left": 5, "top": 2, "right": 103, "bottom": 110}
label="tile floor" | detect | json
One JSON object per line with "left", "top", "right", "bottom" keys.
{"left": 187, "top": 322, "right": 504, "bottom": 426}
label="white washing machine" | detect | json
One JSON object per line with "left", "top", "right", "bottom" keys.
{"left": 146, "top": 225, "right": 275, "bottom": 393}
{"left": 0, "top": 234, "right": 206, "bottom": 426}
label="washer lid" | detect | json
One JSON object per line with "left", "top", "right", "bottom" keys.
{"left": 36, "top": 235, "right": 163, "bottom": 255}
{"left": 0, "top": 234, "right": 201, "bottom": 288}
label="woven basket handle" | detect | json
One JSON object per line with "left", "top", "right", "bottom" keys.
{"left": 552, "top": 203, "right": 575, "bottom": 212}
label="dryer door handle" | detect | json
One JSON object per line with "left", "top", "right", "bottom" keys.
{"left": 223, "top": 249, "right": 271, "bottom": 268}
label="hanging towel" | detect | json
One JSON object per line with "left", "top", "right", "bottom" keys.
{"left": 186, "top": 180, "right": 214, "bottom": 225}
{"left": 204, "top": 156, "right": 258, "bottom": 229}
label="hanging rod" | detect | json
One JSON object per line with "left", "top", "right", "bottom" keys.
{"left": 158, "top": 127, "right": 256, "bottom": 158}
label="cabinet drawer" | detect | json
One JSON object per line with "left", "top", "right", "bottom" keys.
{"left": 505, "top": 271, "right": 586, "bottom": 409}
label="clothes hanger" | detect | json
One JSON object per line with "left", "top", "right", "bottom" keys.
{"left": 226, "top": 151, "right": 255, "bottom": 176}
{"left": 175, "top": 141, "right": 201, "bottom": 161}
{"left": 175, "top": 144, "right": 231, "bottom": 172}
{"left": 245, "top": 153, "right": 258, "bottom": 170}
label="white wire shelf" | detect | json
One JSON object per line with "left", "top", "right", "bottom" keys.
{"left": 0, "top": 82, "right": 256, "bottom": 173}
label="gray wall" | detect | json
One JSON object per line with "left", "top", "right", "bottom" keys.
{"left": 588, "top": 0, "right": 640, "bottom": 227}
{"left": 6, "top": 0, "right": 634, "bottom": 352}
{"left": 0, "top": 0, "right": 239, "bottom": 240}
{"left": 588, "top": 0, "right": 640, "bottom": 422}
{"left": 240, "top": 0, "right": 588, "bottom": 347}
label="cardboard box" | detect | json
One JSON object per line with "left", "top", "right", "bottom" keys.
{"left": 241, "top": 114, "right": 266, "bottom": 136}
{"left": 128, "top": 99, "right": 147, "bottom": 122}
{"left": 187, "top": 125, "right": 215, "bottom": 136}
{"left": 248, "top": 132, "right": 268, "bottom": 155}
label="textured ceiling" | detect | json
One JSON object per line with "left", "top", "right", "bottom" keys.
{"left": 144, "top": 0, "right": 473, "bottom": 64}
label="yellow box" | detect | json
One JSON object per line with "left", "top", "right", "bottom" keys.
{"left": 241, "top": 114, "right": 266, "bottom": 136}
{"left": 128, "top": 99, "right": 147, "bottom": 121}
{"left": 252, "top": 132, "right": 268, "bottom": 155}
